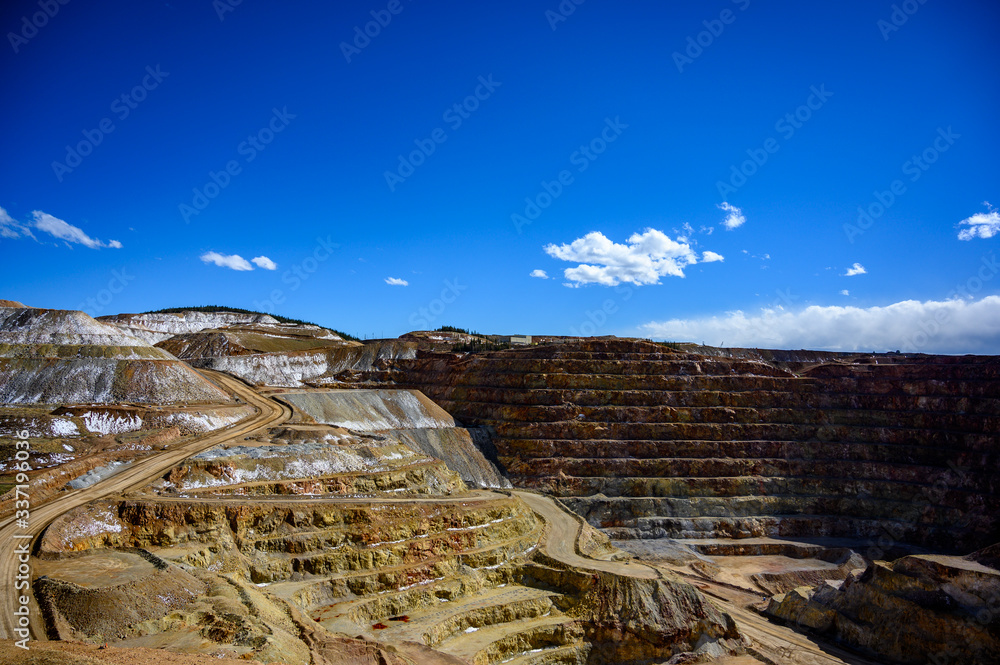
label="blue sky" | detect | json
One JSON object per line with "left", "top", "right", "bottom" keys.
{"left": 2, "top": 0, "right": 999, "bottom": 352}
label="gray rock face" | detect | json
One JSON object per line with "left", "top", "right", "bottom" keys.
{"left": 385, "top": 428, "right": 511, "bottom": 489}
{"left": 282, "top": 389, "right": 510, "bottom": 490}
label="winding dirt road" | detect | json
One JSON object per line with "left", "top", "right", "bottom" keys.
{"left": 0, "top": 370, "right": 290, "bottom": 642}
{"left": 512, "top": 490, "right": 662, "bottom": 580}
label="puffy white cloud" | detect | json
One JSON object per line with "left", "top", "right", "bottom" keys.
{"left": 844, "top": 262, "right": 867, "bottom": 276}
{"left": 957, "top": 203, "right": 1000, "bottom": 240}
{"left": 385, "top": 277, "right": 409, "bottom": 286}
{"left": 702, "top": 251, "right": 725, "bottom": 263}
{"left": 640, "top": 297, "right": 1000, "bottom": 354}
{"left": 544, "top": 228, "right": 720, "bottom": 287}
{"left": 251, "top": 256, "right": 277, "bottom": 270}
{"left": 200, "top": 251, "right": 253, "bottom": 271}
{"left": 530, "top": 269, "right": 549, "bottom": 279}
{"left": 31, "top": 211, "right": 121, "bottom": 249}
{"left": 719, "top": 202, "right": 746, "bottom": 230}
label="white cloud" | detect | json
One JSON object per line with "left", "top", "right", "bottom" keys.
{"left": 201, "top": 251, "right": 253, "bottom": 271}
{"left": 0, "top": 207, "right": 33, "bottom": 240}
{"left": 31, "top": 211, "right": 121, "bottom": 249}
{"left": 719, "top": 202, "right": 746, "bottom": 230}
{"left": 640, "top": 297, "right": 1000, "bottom": 354}
{"left": 385, "top": 277, "right": 409, "bottom": 286}
{"left": 957, "top": 203, "right": 1000, "bottom": 240}
{"left": 251, "top": 256, "right": 277, "bottom": 270}
{"left": 530, "top": 269, "right": 549, "bottom": 279}
{"left": 840, "top": 289, "right": 850, "bottom": 296}
{"left": 701, "top": 251, "right": 725, "bottom": 263}
{"left": 544, "top": 228, "right": 721, "bottom": 287}
{"left": 844, "top": 262, "right": 867, "bottom": 276}
{"left": 1, "top": 207, "right": 122, "bottom": 249}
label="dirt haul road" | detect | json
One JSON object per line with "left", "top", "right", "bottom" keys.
{"left": 513, "top": 490, "right": 662, "bottom": 580}
{"left": 0, "top": 370, "right": 291, "bottom": 644}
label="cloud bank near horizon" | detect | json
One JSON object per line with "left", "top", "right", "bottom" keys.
{"left": 640, "top": 296, "right": 1000, "bottom": 354}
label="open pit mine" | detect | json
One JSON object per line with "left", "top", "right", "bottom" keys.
{"left": 0, "top": 302, "right": 997, "bottom": 665}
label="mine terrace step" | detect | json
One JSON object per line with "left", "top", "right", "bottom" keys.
{"left": 560, "top": 492, "right": 986, "bottom": 525}
{"left": 489, "top": 421, "right": 996, "bottom": 447}
{"left": 535, "top": 475, "right": 999, "bottom": 508}
{"left": 430, "top": 387, "right": 1000, "bottom": 412}
{"left": 553, "top": 477, "right": 998, "bottom": 505}
{"left": 500, "top": 438, "right": 999, "bottom": 466}
{"left": 372, "top": 585, "right": 559, "bottom": 647}
{"left": 505, "top": 456, "right": 996, "bottom": 490}
{"left": 500, "top": 643, "right": 589, "bottom": 665}
{"left": 459, "top": 402, "right": 1000, "bottom": 429}
{"left": 427, "top": 358, "right": 794, "bottom": 377}
{"left": 670, "top": 535, "right": 885, "bottom": 557}
{"left": 602, "top": 514, "right": 968, "bottom": 549}
{"left": 436, "top": 612, "right": 584, "bottom": 665}
{"left": 412, "top": 373, "right": 1000, "bottom": 397}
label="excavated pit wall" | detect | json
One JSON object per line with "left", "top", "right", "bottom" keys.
{"left": 395, "top": 340, "right": 1000, "bottom": 553}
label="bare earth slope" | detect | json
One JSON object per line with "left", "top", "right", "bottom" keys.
{"left": 0, "top": 307, "right": 231, "bottom": 405}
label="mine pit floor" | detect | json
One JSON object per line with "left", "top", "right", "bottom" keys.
{"left": 34, "top": 551, "right": 156, "bottom": 589}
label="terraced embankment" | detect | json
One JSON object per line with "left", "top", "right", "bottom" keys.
{"left": 24, "top": 382, "right": 743, "bottom": 664}
{"left": 397, "top": 339, "right": 1000, "bottom": 555}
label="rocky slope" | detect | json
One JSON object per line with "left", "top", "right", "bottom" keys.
{"left": 184, "top": 340, "right": 416, "bottom": 388}
{"left": 99, "top": 311, "right": 288, "bottom": 344}
{"left": 278, "top": 389, "right": 510, "bottom": 489}
{"left": 765, "top": 547, "right": 1000, "bottom": 664}
{"left": 107, "top": 309, "right": 416, "bottom": 388}
{"left": 0, "top": 307, "right": 232, "bottom": 405}
{"left": 395, "top": 339, "right": 1000, "bottom": 554}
